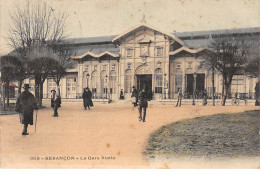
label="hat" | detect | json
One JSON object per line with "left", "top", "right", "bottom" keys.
{"left": 132, "top": 86, "right": 135, "bottom": 88}
{"left": 23, "top": 84, "right": 31, "bottom": 89}
{"left": 51, "top": 89, "right": 56, "bottom": 92}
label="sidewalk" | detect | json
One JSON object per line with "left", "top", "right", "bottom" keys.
{"left": 0, "top": 102, "right": 259, "bottom": 168}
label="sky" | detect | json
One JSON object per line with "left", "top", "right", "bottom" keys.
{"left": 0, "top": 0, "right": 260, "bottom": 55}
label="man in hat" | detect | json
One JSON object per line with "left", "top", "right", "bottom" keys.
{"left": 119, "top": 89, "right": 124, "bottom": 100}
{"left": 15, "top": 84, "right": 38, "bottom": 135}
{"left": 138, "top": 86, "right": 148, "bottom": 122}
{"left": 51, "top": 89, "right": 61, "bottom": 117}
{"left": 175, "top": 88, "right": 182, "bottom": 107}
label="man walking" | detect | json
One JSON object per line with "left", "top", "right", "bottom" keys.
{"left": 15, "top": 84, "right": 38, "bottom": 135}
{"left": 176, "top": 88, "right": 182, "bottom": 107}
{"left": 119, "top": 89, "right": 124, "bottom": 100}
{"left": 138, "top": 87, "right": 148, "bottom": 122}
{"left": 82, "top": 87, "right": 93, "bottom": 110}
{"left": 51, "top": 90, "right": 61, "bottom": 117}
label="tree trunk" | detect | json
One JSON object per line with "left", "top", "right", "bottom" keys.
{"left": 221, "top": 74, "right": 232, "bottom": 106}
{"left": 35, "top": 75, "right": 41, "bottom": 107}
{"left": 18, "top": 79, "right": 23, "bottom": 94}
{"left": 39, "top": 82, "right": 44, "bottom": 107}
{"left": 6, "top": 80, "right": 10, "bottom": 107}
{"left": 212, "top": 67, "right": 215, "bottom": 106}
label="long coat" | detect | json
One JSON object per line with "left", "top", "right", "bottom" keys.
{"left": 51, "top": 95, "right": 61, "bottom": 108}
{"left": 82, "top": 90, "right": 93, "bottom": 107}
{"left": 15, "top": 91, "right": 38, "bottom": 125}
{"left": 138, "top": 91, "right": 148, "bottom": 108}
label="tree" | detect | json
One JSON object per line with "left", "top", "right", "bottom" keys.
{"left": 200, "top": 51, "right": 218, "bottom": 106}
{"left": 27, "top": 46, "right": 57, "bottom": 107}
{"left": 51, "top": 43, "right": 75, "bottom": 94}
{"left": 0, "top": 56, "right": 21, "bottom": 106}
{"left": 7, "top": 0, "right": 68, "bottom": 99}
{"left": 202, "top": 34, "right": 251, "bottom": 106}
{"left": 246, "top": 44, "right": 260, "bottom": 105}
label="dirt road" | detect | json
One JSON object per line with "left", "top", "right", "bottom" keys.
{"left": 0, "top": 102, "right": 259, "bottom": 168}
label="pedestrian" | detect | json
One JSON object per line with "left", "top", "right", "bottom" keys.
{"left": 15, "top": 84, "right": 38, "bottom": 136}
{"left": 87, "top": 88, "right": 94, "bottom": 108}
{"left": 138, "top": 87, "right": 148, "bottom": 122}
{"left": 51, "top": 89, "right": 61, "bottom": 117}
{"left": 83, "top": 87, "right": 93, "bottom": 110}
{"left": 119, "top": 89, "right": 124, "bottom": 100}
{"left": 175, "top": 88, "right": 182, "bottom": 107}
{"left": 131, "top": 86, "right": 138, "bottom": 107}
{"left": 202, "top": 89, "right": 208, "bottom": 106}
{"left": 82, "top": 88, "right": 88, "bottom": 110}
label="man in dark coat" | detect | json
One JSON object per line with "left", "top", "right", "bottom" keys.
{"left": 202, "top": 89, "right": 208, "bottom": 106}
{"left": 82, "top": 87, "right": 93, "bottom": 110}
{"left": 119, "top": 89, "right": 124, "bottom": 100}
{"left": 51, "top": 89, "right": 61, "bottom": 117}
{"left": 175, "top": 88, "right": 182, "bottom": 107}
{"left": 15, "top": 84, "right": 38, "bottom": 135}
{"left": 131, "top": 86, "right": 138, "bottom": 107}
{"left": 138, "top": 87, "right": 148, "bottom": 122}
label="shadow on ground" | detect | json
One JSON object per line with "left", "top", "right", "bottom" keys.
{"left": 145, "top": 110, "right": 260, "bottom": 159}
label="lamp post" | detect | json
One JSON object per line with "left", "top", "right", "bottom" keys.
{"left": 86, "top": 73, "right": 90, "bottom": 88}
{"left": 192, "top": 72, "right": 197, "bottom": 105}
{"left": 105, "top": 75, "right": 108, "bottom": 99}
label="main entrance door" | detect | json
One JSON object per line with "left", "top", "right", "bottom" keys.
{"left": 136, "top": 74, "right": 152, "bottom": 93}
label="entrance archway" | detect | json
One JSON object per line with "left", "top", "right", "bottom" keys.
{"left": 135, "top": 65, "right": 152, "bottom": 98}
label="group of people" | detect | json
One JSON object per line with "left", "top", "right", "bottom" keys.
{"left": 175, "top": 88, "right": 208, "bottom": 107}
{"left": 15, "top": 83, "right": 209, "bottom": 136}
{"left": 15, "top": 84, "right": 62, "bottom": 135}
{"left": 82, "top": 87, "right": 93, "bottom": 110}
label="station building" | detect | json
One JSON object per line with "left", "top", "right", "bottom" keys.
{"left": 29, "top": 22, "right": 259, "bottom": 100}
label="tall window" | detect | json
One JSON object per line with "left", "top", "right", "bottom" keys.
{"left": 67, "top": 78, "right": 76, "bottom": 98}
{"left": 231, "top": 74, "right": 244, "bottom": 93}
{"left": 125, "top": 69, "right": 132, "bottom": 93}
{"left": 100, "top": 70, "right": 107, "bottom": 95}
{"left": 175, "top": 69, "right": 183, "bottom": 93}
{"left": 47, "top": 79, "right": 56, "bottom": 98}
{"left": 110, "top": 71, "right": 117, "bottom": 94}
{"left": 91, "top": 71, "right": 97, "bottom": 93}
{"left": 155, "top": 68, "right": 163, "bottom": 93}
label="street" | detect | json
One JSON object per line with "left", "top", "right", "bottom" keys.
{"left": 0, "top": 102, "right": 259, "bottom": 168}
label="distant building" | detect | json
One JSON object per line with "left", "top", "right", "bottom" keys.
{"left": 9, "top": 22, "right": 260, "bottom": 100}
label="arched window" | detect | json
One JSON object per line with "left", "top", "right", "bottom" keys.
{"left": 110, "top": 71, "right": 117, "bottom": 94}
{"left": 91, "top": 71, "right": 97, "bottom": 94}
{"left": 125, "top": 69, "right": 132, "bottom": 93}
{"left": 100, "top": 70, "right": 107, "bottom": 96}
{"left": 155, "top": 68, "right": 163, "bottom": 93}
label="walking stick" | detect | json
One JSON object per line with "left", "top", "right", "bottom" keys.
{"left": 35, "top": 110, "right": 38, "bottom": 133}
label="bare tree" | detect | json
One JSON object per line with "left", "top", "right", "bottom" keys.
{"left": 51, "top": 43, "right": 75, "bottom": 95}
{"left": 246, "top": 43, "right": 260, "bottom": 105}
{"left": 202, "top": 34, "right": 251, "bottom": 106}
{"left": 7, "top": 0, "right": 68, "bottom": 104}
{"left": 0, "top": 56, "right": 21, "bottom": 106}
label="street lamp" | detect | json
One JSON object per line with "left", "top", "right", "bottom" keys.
{"left": 105, "top": 75, "right": 108, "bottom": 99}
{"left": 192, "top": 72, "right": 197, "bottom": 105}
{"left": 86, "top": 73, "right": 90, "bottom": 88}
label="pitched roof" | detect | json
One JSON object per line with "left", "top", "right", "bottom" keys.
{"left": 66, "top": 35, "right": 117, "bottom": 45}
{"left": 71, "top": 44, "right": 120, "bottom": 57}
{"left": 112, "top": 22, "right": 184, "bottom": 45}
